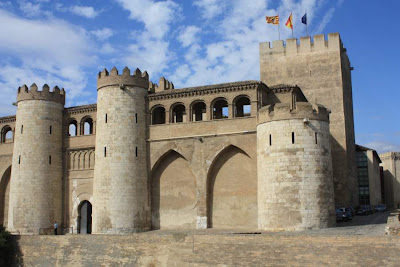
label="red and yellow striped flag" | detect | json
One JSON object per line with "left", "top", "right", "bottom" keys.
{"left": 285, "top": 14, "right": 293, "bottom": 29}
{"left": 266, "top": 15, "right": 279, "bottom": 25}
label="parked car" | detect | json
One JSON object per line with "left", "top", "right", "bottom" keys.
{"left": 375, "top": 204, "right": 387, "bottom": 212}
{"left": 337, "top": 207, "right": 353, "bottom": 221}
{"left": 356, "top": 205, "right": 373, "bottom": 215}
{"left": 336, "top": 209, "right": 344, "bottom": 222}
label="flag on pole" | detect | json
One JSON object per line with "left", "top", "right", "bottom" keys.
{"left": 302, "top": 13, "right": 307, "bottom": 25}
{"left": 285, "top": 14, "right": 293, "bottom": 29}
{"left": 266, "top": 15, "right": 279, "bottom": 25}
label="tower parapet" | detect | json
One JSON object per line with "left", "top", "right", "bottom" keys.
{"left": 259, "top": 33, "right": 343, "bottom": 56}
{"left": 97, "top": 67, "right": 149, "bottom": 90}
{"left": 17, "top": 84, "right": 65, "bottom": 104}
{"left": 258, "top": 102, "right": 329, "bottom": 124}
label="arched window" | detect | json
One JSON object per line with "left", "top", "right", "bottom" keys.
{"left": 1, "top": 126, "right": 13, "bottom": 143}
{"left": 212, "top": 98, "right": 228, "bottom": 120}
{"left": 81, "top": 117, "right": 93, "bottom": 135}
{"left": 191, "top": 101, "right": 206, "bottom": 122}
{"left": 151, "top": 106, "right": 166, "bottom": 125}
{"left": 234, "top": 96, "right": 251, "bottom": 117}
{"left": 68, "top": 120, "right": 78, "bottom": 137}
{"left": 171, "top": 104, "right": 186, "bottom": 123}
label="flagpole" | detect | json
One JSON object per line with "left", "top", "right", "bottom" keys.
{"left": 291, "top": 12, "right": 293, "bottom": 38}
{"left": 278, "top": 13, "right": 280, "bottom": 40}
{"left": 306, "top": 10, "right": 309, "bottom": 36}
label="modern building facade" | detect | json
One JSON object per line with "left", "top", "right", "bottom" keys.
{"left": 355, "top": 145, "right": 382, "bottom": 206}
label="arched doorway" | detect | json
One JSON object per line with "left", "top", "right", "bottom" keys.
{"left": 78, "top": 201, "right": 92, "bottom": 234}
{"left": 0, "top": 166, "right": 11, "bottom": 227}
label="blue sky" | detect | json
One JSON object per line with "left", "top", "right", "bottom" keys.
{"left": 0, "top": 0, "right": 399, "bottom": 153}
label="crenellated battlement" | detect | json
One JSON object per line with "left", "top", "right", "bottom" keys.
{"left": 149, "top": 77, "right": 175, "bottom": 93}
{"left": 258, "top": 102, "right": 329, "bottom": 125}
{"left": 97, "top": 66, "right": 149, "bottom": 90}
{"left": 17, "top": 83, "right": 66, "bottom": 105}
{"left": 260, "top": 33, "right": 344, "bottom": 56}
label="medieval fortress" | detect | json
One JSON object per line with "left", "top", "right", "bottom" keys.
{"left": 0, "top": 33, "right": 359, "bottom": 234}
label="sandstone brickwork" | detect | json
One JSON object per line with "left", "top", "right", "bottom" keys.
{"left": 92, "top": 67, "right": 150, "bottom": 233}
{"left": 8, "top": 84, "right": 64, "bottom": 234}
{"left": 0, "top": 33, "right": 359, "bottom": 234}
{"left": 259, "top": 33, "right": 357, "bottom": 206}
{"left": 257, "top": 95, "right": 335, "bottom": 230}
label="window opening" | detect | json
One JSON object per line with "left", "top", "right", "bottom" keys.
{"left": 2, "top": 126, "right": 13, "bottom": 142}
{"left": 269, "top": 134, "right": 272, "bottom": 146}
{"left": 292, "top": 132, "right": 295, "bottom": 144}
{"left": 213, "top": 99, "right": 229, "bottom": 119}
{"left": 192, "top": 102, "right": 206, "bottom": 121}
{"left": 18, "top": 155, "right": 21, "bottom": 164}
{"left": 135, "top": 113, "right": 138, "bottom": 123}
{"left": 68, "top": 120, "right": 78, "bottom": 137}
{"left": 49, "top": 155, "right": 52, "bottom": 165}
{"left": 83, "top": 118, "right": 93, "bottom": 135}
{"left": 136, "top": 147, "right": 138, "bottom": 157}
{"left": 315, "top": 132, "right": 318, "bottom": 144}
{"left": 234, "top": 96, "right": 251, "bottom": 117}
{"left": 21, "top": 125, "right": 23, "bottom": 134}
{"left": 152, "top": 106, "right": 166, "bottom": 125}
{"left": 105, "top": 114, "right": 108, "bottom": 123}
{"left": 104, "top": 147, "right": 107, "bottom": 157}
{"left": 50, "top": 126, "right": 52, "bottom": 134}
{"left": 172, "top": 104, "right": 186, "bottom": 123}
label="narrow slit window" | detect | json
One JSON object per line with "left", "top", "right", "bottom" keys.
{"left": 49, "top": 155, "right": 52, "bottom": 165}
{"left": 18, "top": 155, "right": 21, "bottom": 164}
{"left": 104, "top": 147, "right": 107, "bottom": 157}
{"left": 135, "top": 113, "right": 138, "bottom": 123}
{"left": 135, "top": 147, "right": 138, "bottom": 157}
{"left": 21, "top": 125, "right": 23, "bottom": 134}
{"left": 315, "top": 132, "right": 318, "bottom": 144}
{"left": 50, "top": 126, "right": 52, "bottom": 134}
{"left": 269, "top": 134, "right": 272, "bottom": 146}
{"left": 292, "top": 132, "right": 295, "bottom": 144}
{"left": 105, "top": 114, "right": 108, "bottom": 123}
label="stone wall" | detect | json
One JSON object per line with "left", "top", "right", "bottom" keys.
{"left": 93, "top": 84, "right": 150, "bottom": 233}
{"left": 8, "top": 100, "right": 64, "bottom": 234}
{"left": 380, "top": 152, "right": 400, "bottom": 208}
{"left": 257, "top": 103, "right": 335, "bottom": 230}
{"left": 149, "top": 130, "right": 257, "bottom": 230}
{"left": 11, "top": 233, "right": 400, "bottom": 266}
{"left": 366, "top": 150, "right": 382, "bottom": 205}
{"left": 259, "top": 33, "right": 357, "bottom": 206}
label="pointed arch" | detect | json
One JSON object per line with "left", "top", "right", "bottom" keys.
{"left": 150, "top": 149, "right": 196, "bottom": 230}
{"left": 0, "top": 166, "right": 11, "bottom": 226}
{"left": 206, "top": 145, "right": 257, "bottom": 229}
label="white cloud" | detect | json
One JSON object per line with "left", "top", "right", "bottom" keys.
{"left": 18, "top": 0, "right": 47, "bottom": 17}
{"left": 173, "top": 0, "right": 337, "bottom": 88}
{"left": 193, "top": 0, "right": 226, "bottom": 20}
{"left": 91, "top": 28, "right": 113, "bottom": 40}
{"left": 70, "top": 6, "right": 99, "bottom": 19}
{"left": 125, "top": 31, "right": 172, "bottom": 77}
{"left": 0, "top": 9, "right": 95, "bottom": 115}
{"left": 178, "top": 26, "right": 201, "bottom": 47}
{"left": 115, "top": 0, "right": 179, "bottom": 39}
{"left": 115, "top": 0, "right": 180, "bottom": 79}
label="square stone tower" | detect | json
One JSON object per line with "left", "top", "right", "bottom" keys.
{"left": 259, "top": 33, "right": 357, "bottom": 206}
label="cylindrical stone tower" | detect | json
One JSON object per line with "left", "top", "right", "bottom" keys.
{"left": 257, "top": 102, "right": 335, "bottom": 231}
{"left": 8, "top": 84, "right": 65, "bottom": 234}
{"left": 92, "top": 67, "right": 150, "bottom": 233}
